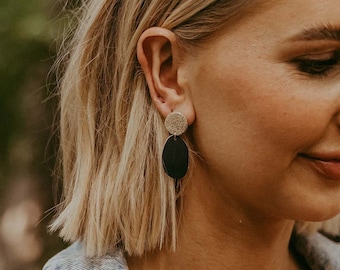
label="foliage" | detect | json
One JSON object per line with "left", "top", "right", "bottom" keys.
{"left": 0, "top": 0, "right": 57, "bottom": 171}
{"left": 0, "top": 0, "right": 67, "bottom": 268}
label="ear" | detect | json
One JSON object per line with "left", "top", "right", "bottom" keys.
{"left": 137, "top": 27, "right": 195, "bottom": 125}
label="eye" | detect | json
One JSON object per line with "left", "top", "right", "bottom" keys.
{"left": 292, "top": 51, "right": 340, "bottom": 78}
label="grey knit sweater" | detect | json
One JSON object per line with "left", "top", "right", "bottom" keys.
{"left": 43, "top": 232, "right": 340, "bottom": 270}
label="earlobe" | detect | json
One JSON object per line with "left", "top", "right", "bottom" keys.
{"left": 137, "top": 27, "right": 195, "bottom": 125}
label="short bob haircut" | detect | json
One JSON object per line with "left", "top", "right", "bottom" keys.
{"left": 51, "top": 0, "right": 340, "bottom": 257}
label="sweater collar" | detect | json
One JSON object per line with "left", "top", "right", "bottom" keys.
{"left": 291, "top": 231, "right": 340, "bottom": 269}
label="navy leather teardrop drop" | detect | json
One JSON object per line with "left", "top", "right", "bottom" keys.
{"left": 162, "top": 135, "right": 188, "bottom": 179}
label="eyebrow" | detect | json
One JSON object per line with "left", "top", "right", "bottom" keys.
{"left": 290, "top": 25, "right": 340, "bottom": 41}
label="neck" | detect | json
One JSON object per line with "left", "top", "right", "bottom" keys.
{"left": 127, "top": 169, "right": 301, "bottom": 270}
{"left": 172, "top": 182, "right": 298, "bottom": 269}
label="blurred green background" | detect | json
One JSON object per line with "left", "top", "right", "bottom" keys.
{"left": 0, "top": 0, "right": 68, "bottom": 269}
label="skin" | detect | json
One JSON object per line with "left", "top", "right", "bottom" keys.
{"left": 133, "top": 0, "right": 340, "bottom": 269}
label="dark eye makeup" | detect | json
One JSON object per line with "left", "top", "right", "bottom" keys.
{"left": 292, "top": 50, "right": 340, "bottom": 78}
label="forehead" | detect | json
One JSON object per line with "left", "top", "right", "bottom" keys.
{"left": 204, "top": 0, "right": 340, "bottom": 50}
{"left": 242, "top": 0, "right": 340, "bottom": 35}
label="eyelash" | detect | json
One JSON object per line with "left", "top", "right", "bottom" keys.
{"left": 292, "top": 51, "right": 340, "bottom": 78}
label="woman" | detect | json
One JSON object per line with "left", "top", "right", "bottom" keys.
{"left": 44, "top": 0, "right": 340, "bottom": 269}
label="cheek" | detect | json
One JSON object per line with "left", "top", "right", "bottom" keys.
{"left": 190, "top": 62, "right": 327, "bottom": 178}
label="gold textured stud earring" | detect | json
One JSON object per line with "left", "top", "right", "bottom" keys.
{"left": 162, "top": 112, "right": 189, "bottom": 181}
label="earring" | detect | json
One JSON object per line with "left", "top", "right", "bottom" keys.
{"left": 162, "top": 112, "right": 189, "bottom": 180}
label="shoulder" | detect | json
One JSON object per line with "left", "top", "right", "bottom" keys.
{"left": 293, "top": 232, "right": 340, "bottom": 270}
{"left": 43, "top": 242, "right": 128, "bottom": 270}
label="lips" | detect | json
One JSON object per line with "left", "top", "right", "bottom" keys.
{"left": 299, "top": 153, "right": 340, "bottom": 181}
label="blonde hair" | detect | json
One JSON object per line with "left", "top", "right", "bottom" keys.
{"left": 52, "top": 0, "right": 340, "bottom": 257}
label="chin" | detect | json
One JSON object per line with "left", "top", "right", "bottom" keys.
{"left": 285, "top": 170, "right": 340, "bottom": 222}
{"left": 295, "top": 214, "right": 340, "bottom": 236}
{"left": 292, "top": 203, "right": 340, "bottom": 223}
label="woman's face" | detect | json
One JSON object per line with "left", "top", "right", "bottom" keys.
{"left": 182, "top": 0, "right": 340, "bottom": 221}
